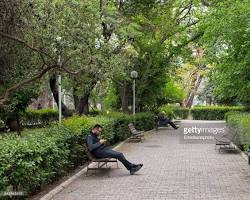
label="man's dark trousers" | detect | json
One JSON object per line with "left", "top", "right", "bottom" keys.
{"left": 93, "top": 148, "right": 133, "bottom": 170}
{"left": 168, "top": 120, "right": 178, "bottom": 129}
{"left": 160, "top": 118, "right": 178, "bottom": 129}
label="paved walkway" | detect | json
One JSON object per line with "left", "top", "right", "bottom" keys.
{"left": 51, "top": 121, "right": 250, "bottom": 200}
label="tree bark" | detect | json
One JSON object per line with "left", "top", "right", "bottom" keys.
{"left": 73, "top": 87, "right": 79, "bottom": 110}
{"left": 78, "top": 79, "right": 97, "bottom": 115}
{"left": 49, "top": 74, "right": 72, "bottom": 118}
{"left": 78, "top": 94, "right": 90, "bottom": 115}
{"left": 119, "top": 83, "right": 129, "bottom": 113}
{"left": 185, "top": 75, "right": 203, "bottom": 108}
{"left": 6, "top": 113, "right": 21, "bottom": 134}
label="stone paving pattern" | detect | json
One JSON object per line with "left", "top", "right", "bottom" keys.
{"left": 51, "top": 121, "right": 250, "bottom": 200}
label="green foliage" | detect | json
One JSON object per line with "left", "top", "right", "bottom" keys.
{"left": 110, "top": 0, "right": 202, "bottom": 111}
{"left": 63, "top": 115, "right": 115, "bottom": 142}
{"left": 0, "top": 126, "right": 81, "bottom": 194}
{"left": 99, "top": 111, "right": 132, "bottom": 143}
{"left": 21, "top": 109, "right": 58, "bottom": 127}
{"left": 1, "top": 0, "right": 116, "bottom": 116}
{"left": 200, "top": 0, "right": 250, "bottom": 104}
{"left": 0, "top": 0, "right": 42, "bottom": 117}
{"left": 172, "top": 107, "right": 190, "bottom": 119}
{"left": 103, "top": 83, "right": 119, "bottom": 110}
{"left": 0, "top": 112, "right": 155, "bottom": 194}
{"left": 105, "top": 111, "right": 155, "bottom": 142}
{"left": 226, "top": 112, "right": 250, "bottom": 152}
{"left": 1, "top": 0, "right": 204, "bottom": 116}
{"left": 191, "top": 106, "right": 248, "bottom": 120}
{"left": 161, "top": 80, "right": 185, "bottom": 104}
{"left": 133, "top": 112, "right": 155, "bottom": 131}
{"left": 0, "top": 86, "right": 40, "bottom": 131}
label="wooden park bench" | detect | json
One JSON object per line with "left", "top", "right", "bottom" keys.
{"left": 214, "top": 126, "right": 237, "bottom": 152}
{"left": 128, "top": 123, "right": 145, "bottom": 142}
{"left": 85, "top": 145, "right": 119, "bottom": 175}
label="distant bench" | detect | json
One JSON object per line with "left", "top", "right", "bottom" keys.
{"left": 128, "top": 123, "right": 145, "bottom": 142}
{"left": 214, "top": 125, "right": 237, "bottom": 152}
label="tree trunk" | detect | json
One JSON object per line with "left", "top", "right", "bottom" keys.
{"left": 78, "top": 79, "right": 97, "bottom": 115}
{"left": 78, "top": 94, "right": 90, "bottom": 115}
{"left": 207, "top": 96, "right": 212, "bottom": 105}
{"left": 119, "top": 83, "right": 129, "bottom": 113}
{"left": 73, "top": 87, "right": 79, "bottom": 110}
{"left": 6, "top": 112, "right": 21, "bottom": 134}
{"left": 49, "top": 74, "right": 72, "bottom": 118}
{"left": 185, "top": 75, "right": 203, "bottom": 108}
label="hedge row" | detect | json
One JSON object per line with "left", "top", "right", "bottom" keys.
{"left": 190, "top": 106, "right": 248, "bottom": 120}
{"left": 158, "top": 105, "right": 249, "bottom": 120}
{"left": 226, "top": 112, "right": 250, "bottom": 152}
{"left": 0, "top": 112, "right": 154, "bottom": 196}
{"left": 21, "top": 109, "right": 58, "bottom": 127}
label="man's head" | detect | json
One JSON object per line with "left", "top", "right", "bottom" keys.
{"left": 161, "top": 111, "right": 166, "bottom": 115}
{"left": 91, "top": 124, "right": 103, "bottom": 135}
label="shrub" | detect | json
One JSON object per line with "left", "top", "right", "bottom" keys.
{"left": 0, "top": 111, "right": 155, "bottom": 195}
{"left": 0, "top": 126, "right": 83, "bottom": 194}
{"left": 21, "top": 109, "right": 58, "bottom": 127}
{"left": 64, "top": 111, "right": 155, "bottom": 144}
{"left": 226, "top": 112, "right": 250, "bottom": 152}
{"left": 172, "top": 107, "right": 189, "bottom": 119}
{"left": 100, "top": 111, "right": 132, "bottom": 143}
{"left": 190, "top": 106, "right": 247, "bottom": 120}
{"left": 63, "top": 115, "right": 115, "bottom": 143}
{"left": 133, "top": 112, "right": 155, "bottom": 130}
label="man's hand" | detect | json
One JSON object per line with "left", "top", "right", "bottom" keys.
{"left": 99, "top": 139, "right": 107, "bottom": 144}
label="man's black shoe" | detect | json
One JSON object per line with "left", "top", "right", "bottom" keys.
{"left": 132, "top": 163, "right": 143, "bottom": 168}
{"left": 130, "top": 164, "right": 143, "bottom": 175}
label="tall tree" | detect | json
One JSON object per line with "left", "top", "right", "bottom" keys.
{"left": 199, "top": 0, "right": 250, "bottom": 104}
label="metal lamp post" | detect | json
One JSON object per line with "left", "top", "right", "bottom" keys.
{"left": 58, "top": 55, "right": 62, "bottom": 124}
{"left": 55, "top": 36, "right": 62, "bottom": 124}
{"left": 130, "top": 70, "right": 138, "bottom": 115}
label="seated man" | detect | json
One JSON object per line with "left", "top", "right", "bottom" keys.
{"left": 87, "top": 124, "right": 143, "bottom": 175}
{"left": 157, "top": 111, "right": 179, "bottom": 129}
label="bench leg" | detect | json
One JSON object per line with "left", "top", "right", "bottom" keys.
{"left": 86, "top": 161, "right": 91, "bottom": 176}
{"left": 86, "top": 160, "right": 119, "bottom": 176}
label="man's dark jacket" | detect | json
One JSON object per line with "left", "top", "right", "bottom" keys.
{"left": 86, "top": 131, "right": 106, "bottom": 152}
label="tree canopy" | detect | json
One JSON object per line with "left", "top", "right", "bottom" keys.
{"left": 199, "top": 0, "right": 250, "bottom": 104}
{"left": 1, "top": 0, "right": 249, "bottom": 129}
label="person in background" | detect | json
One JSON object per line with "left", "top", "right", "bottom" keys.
{"left": 158, "top": 111, "right": 179, "bottom": 129}
{"left": 37, "top": 103, "right": 42, "bottom": 110}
